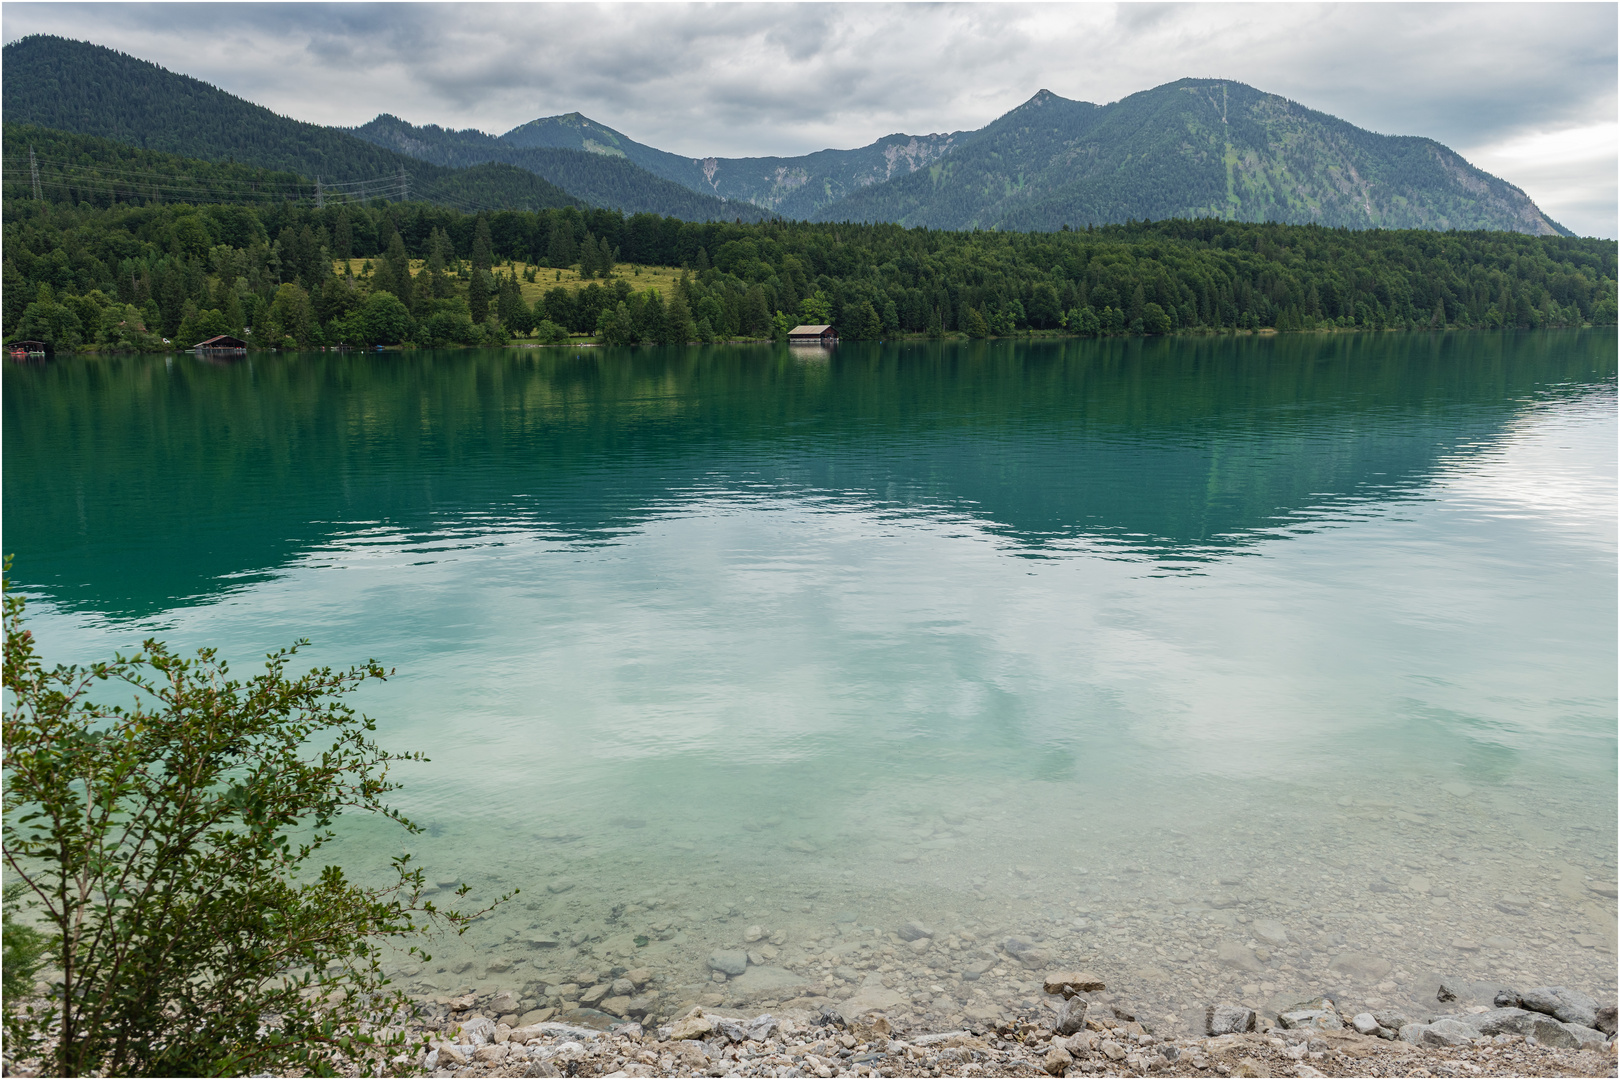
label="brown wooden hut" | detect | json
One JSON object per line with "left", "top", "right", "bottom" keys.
{"left": 787, "top": 324, "right": 837, "bottom": 344}
{"left": 193, "top": 335, "right": 247, "bottom": 354}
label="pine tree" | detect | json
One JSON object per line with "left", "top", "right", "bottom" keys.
{"left": 638, "top": 289, "right": 665, "bottom": 343}
{"left": 578, "top": 232, "right": 598, "bottom": 279}
{"left": 468, "top": 269, "right": 490, "bottom": 323}
{"left": 742, "top": 285, "right": 770, "bottom": 337}
{"left": 334, "top": 209, "right": 353, "bottom": 261}
{"left": 468, "top": 213, "right": 492, "bottom": 272}
{"left": 662, "top": 291, "right": 697, "bottom": 345}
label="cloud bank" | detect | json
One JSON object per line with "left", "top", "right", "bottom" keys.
{"left": 3, "top": 2, "right": 1614, "bottom": 236}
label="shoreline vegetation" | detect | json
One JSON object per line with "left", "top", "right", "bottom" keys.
{"left": 5, "top": 198, "right": 1614, "bottom": 356}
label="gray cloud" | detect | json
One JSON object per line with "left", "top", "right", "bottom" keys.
{"left": 3, "top": 2, "right": 1614, "bottom": 236}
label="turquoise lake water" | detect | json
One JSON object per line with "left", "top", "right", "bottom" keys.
{"left": 5, "top": 331, "right": 1615, "bottom": 1029}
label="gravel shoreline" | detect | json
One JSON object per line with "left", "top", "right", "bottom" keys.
{"left": 406, "top": 974, "right": 1618, "bottom": 1079}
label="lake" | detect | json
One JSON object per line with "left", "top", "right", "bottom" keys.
{"left": 5, "top": 330, "right": 1615, "bottom": 1030}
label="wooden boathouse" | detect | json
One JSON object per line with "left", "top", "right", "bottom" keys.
{"left": 787, "top": 324, "right": 838, "bottom": 345}
{"left": 193, "top": 334, "right": 247, "bottom": 355}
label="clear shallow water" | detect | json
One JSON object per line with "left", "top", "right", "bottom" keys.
{"left": 5, "top": 332, "right": 1615, "bottom": 1030}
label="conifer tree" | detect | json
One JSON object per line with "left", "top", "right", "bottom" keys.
{"left": 468, "top": 268, "right": 491, "bottom": 323}
{"left": 663, "top": 291, "right": 697, "bottom": 345}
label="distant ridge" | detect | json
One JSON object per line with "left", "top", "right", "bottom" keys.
{"left": 811, "top": 82, "right": 1570, "bottom": 235}
{"left": 350, "top": 114, "right": 772, "bottom": 221}
{"left": 494, "top": 113, "right": 966, "bottom": 220}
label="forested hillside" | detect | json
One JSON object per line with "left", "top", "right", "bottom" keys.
{"left": 351, "top": 115, "right": 771, "bottom": 221}
{"left": 6, "top": 185, "right": 1612, "bottom": 354}
{"left": 1, "top": 36, "right": 580, "bottom": 213}
{"left": 819, "top": 83, "right": 1571, "bottom": 235}
{"left": 2, "top": 123, "right": 583, "bottom": 216}
{"left": 4, "top": 123, "right": 311, "bottom": 207}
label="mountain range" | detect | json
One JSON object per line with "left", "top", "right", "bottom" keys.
{"left": 353, "top": 111, "right": 965, "bottom": 221}
{"left": 1, "top": 34, "right": 1571, "bottom": 237}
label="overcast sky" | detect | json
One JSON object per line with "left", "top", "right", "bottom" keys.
{"left": 5, "top": 2, "right": 1615, "bottom": 237}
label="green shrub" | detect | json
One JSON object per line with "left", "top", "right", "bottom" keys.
{"left": 1, "top": 568, "right": 505, "bottom": 1076}
{"left": 2, "top": 881, "right": 49, "bottom": 1001}
{"left": 534, "top": 319, "right": 570, "bottom": 346}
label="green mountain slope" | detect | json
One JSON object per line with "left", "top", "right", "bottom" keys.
{"left": 818, "top": 82, "right": 1569, "bottom": 235}
{"left": 496, "top": 113, "right": 965, "bottom": 219}
{"left": 0, "top": 35, "right": 580, "bottom": 213}
{"left": 3, "top": 122, "right": 311, "bottom": 207}
{"left": 350, "top": 114, "right": 770, "bottom": 221}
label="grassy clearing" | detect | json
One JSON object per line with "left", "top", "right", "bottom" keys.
{"left": 334, "top": 259, "right": 685, "bottom": 307}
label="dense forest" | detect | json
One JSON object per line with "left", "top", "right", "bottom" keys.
{"left": 5, "top": 193, "right": 1614, "bottom": 352}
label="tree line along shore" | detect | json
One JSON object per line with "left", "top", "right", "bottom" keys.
{"left": 4, "top": 198, "right": 1614, "bottom": 353}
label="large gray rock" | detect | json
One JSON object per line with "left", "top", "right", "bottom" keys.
{"left": 1278, "top": 998, "right": 1343, "bottom": 1032}
{"left": 1372, "top": 1010, "right": 1411, "bottom": 1033}
{"left": 841, "top": 972, "right": 906, "bottom": 1015}
{"left": 898, "top": 920, "right": 934, "bottom": 942}
{"left": 1444, "top": 1008, "right": 1537, "bottom": 1037}
{"left": 1398, "top": 1023, "right": 1429, "bottom": 1044}
{"left": 1329, "top": 952, "right": 1392, "bottom": 981}
{"left": 1527, "top": 1015, "right": 1582, "bottom": 1049}
{"left": 1251, "top": 920, "right": 1289, "bottom": 946}
{"left": 1351, "top": 1013, "right": 1380, "bottom": 1036}
{"left": 1563, "top": 1024, "right": 1610, "bottom": 1051}
{"left": 1596, "top": 1004, "right": 1617, "bottom": 1037}
{"left": 1205, "top": 1004, "right": 1257, "bottom": 1035}
{"left": 1421, "top": 1018, "right": 1477, "bottom": 1047}
{"left": 1518, "top": 986, "right": 1599, "bottom": 1030}
{"left": 1217, "top": 941, "right": 1263, "bottom": 973}
{"left": 728, "top": 966, "right": 809, "bottom": 999}
{"left": 707, "top": 951, "right": 748, "bottom": 977}
{"left": 1054, "top": 997, "right": 1089, "bottom": 1036}
{"left": 1003, "top": 937, "right": 1052, "bottom": 968}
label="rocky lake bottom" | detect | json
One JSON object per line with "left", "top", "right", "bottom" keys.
{"left": 371, "top": 771, "right": 1617, "bottom": 1042}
